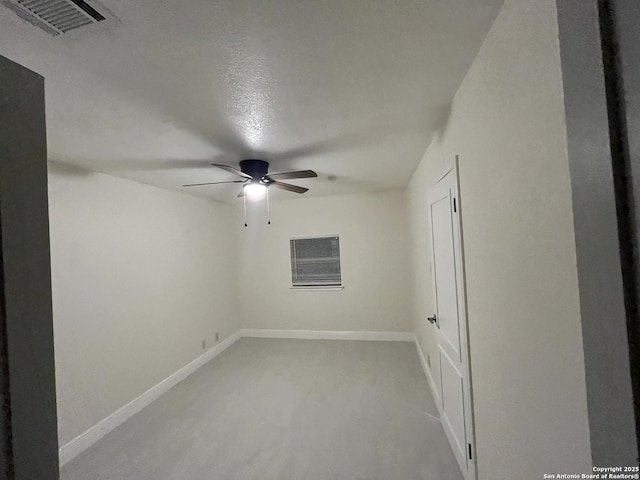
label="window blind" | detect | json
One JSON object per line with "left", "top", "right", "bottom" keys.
{"left": 290, "top": 236, "right": 341, "bottom": 286}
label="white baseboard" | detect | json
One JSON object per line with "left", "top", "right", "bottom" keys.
{"left": 58, "top": 330, "right": 242, "bottom": 466}
{"left": 59, "top": 328, "right": 414, "bottom": 465}
{"left": 414, "top": 335, "right": 441, "bottom": 407}
{"left": 240, "top": 328, "right": 415, "bottom": 342}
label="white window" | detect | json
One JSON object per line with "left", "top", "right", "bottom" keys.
{"left": 290, "top": 236, "right": 342, "bottom": 287}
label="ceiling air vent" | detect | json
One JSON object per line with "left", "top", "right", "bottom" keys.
{"left": 2, "top": 0, "right": 106, "bottom": 36}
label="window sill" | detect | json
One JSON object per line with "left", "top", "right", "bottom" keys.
{"left": 290, "top": 285, "right": 345, "bottom": 291}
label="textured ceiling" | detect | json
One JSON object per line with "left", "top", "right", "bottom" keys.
{"left": 0, "top": 0, "right": 503, "bottom": 202}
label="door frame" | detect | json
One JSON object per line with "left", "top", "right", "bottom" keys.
{"left": 557, "top": 0, "right": 639, "bottom": 463}
{"left": 0, "top": 55, "right": 60, "bottom": 479}
{"left": 428, "top": 159, "right": 477, "bottom": 480}
{"left": 600, "top": 0, "right": 640, "bottom": 455}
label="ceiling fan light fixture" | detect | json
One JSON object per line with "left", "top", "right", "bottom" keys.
{"left": 243, "top": 182, "right": 267, "bottom": 199}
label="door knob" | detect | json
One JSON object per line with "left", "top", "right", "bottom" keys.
{"left": 427, "top": 315, "right": 437, "bottom": 325}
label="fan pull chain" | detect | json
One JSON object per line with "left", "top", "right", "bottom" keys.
{"left": 243, "top": 191, "right": 248, "bottom": 227}
{"left": 266, "top": 187, "right": 271, "bottom": 225}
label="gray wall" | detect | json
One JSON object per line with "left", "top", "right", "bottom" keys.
{"left": 556, "top": 0, "right": 639, "bottom": 466}
{"left": 0, "top": 55, "right": 59, "bottom": 478}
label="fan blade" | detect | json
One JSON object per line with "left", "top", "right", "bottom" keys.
{"left": 182, "top": 180, "right": 246, "bottom": 187}
{"left": 271, "top": 181, "right": 309, "bottom": 194}
{"left": 211, "top": 163, "right": 252, "bottom": 179}
{"left": 266, "top": 170, "right": 318, "bottom": 181}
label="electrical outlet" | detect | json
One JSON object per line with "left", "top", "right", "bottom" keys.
{"left": 201, "top": 340, "right": 206, "bottom": 350}
{"left": 215, "top": 332, "right": 219, "bottom": 342}
{"left": 427, "top": 355, "right": 431, "bottom": 368}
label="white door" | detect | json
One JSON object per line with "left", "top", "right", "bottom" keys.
{"left": 428, "top": 166, "right": 475, "bottom": 479}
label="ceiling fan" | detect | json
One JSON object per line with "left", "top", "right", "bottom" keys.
{"left": 182, "top": 159, "right": 317, "bottom": 199}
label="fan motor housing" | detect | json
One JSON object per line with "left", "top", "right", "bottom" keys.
{"left": 240, "top": 159, "right": 269, "bottom": 181}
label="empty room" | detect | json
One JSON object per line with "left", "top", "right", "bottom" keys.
{"left": 0, "top": 0, "right": 638, "bottom": 479}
